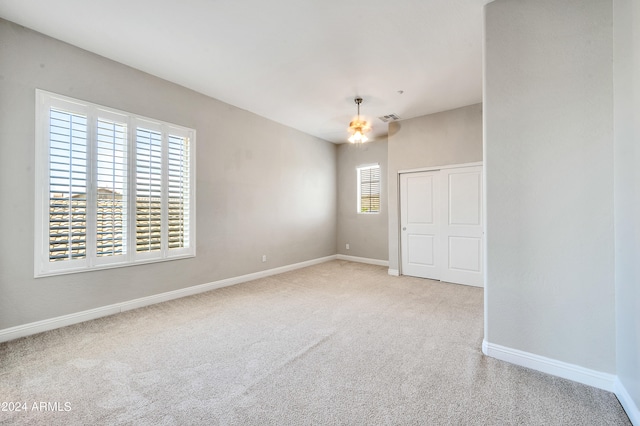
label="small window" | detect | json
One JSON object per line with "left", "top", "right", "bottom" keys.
{"left": 357, "top": 164, "right": 380, "bottom": 214}
{"left": 35, "top": 90, "right": 196, "bottom": 277}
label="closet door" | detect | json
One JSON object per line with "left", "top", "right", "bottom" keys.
{"left": 400, "top": 165, "right": 483, "bottom": 287}
{"left": 440, "top": 166, "right": 483, "bottom": 287}
{"left": 400, "top": 171, "right": 441, "bottom": 280}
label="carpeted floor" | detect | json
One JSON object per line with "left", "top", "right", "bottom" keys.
{"left": 0, "top": 260, "right": 631, "bottom": 425}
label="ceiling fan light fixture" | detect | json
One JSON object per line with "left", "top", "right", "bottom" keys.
{"left": 348, "top": 97, "right": 371, "bottom": 143}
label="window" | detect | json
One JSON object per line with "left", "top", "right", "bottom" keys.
{"left": 357, "top": 164, "right": 381, "bottom": 214}
{"left": 35, "top": 90, "right": 195, "bottom": 277}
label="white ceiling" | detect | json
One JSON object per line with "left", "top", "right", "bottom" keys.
{"left": 0, "top": 0, "right": 488, "bottom": 143}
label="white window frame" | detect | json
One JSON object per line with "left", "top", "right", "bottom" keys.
{"left": 35, "top": 90, "right": 196, "bottom": 277}
{"left": 357, "top": 163, "right": 381, "bottom": 214}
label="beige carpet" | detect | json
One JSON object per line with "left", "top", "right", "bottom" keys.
{"left": 0, "top": 260, "right": 630, "bottom": 425}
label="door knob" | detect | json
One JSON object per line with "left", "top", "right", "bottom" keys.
{"left": 402, "top": 227, "right": 406, "bottom": 231}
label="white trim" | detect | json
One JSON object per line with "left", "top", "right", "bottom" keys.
{"left": 388, "top": 268, "right": 400, "bottom": 276}
{"left": 483, "top": 340, "right": 616, "bottom": 391}
{"left": 398, "top": 161, "right": 483, "bottom": 175}
{"left": 0, "top": 255, "right": 337, "bottom": 343}
{"left": 336, "top": 254, "right": 389, "bottom": 267}
{"left": 615, "top": 378, "right": 640, "bottom": 426}
{"left": 356, "top": 162, "right": 379, "bottom": 169}
{"left": 33, "top": 253, "right": 195, "bottom": 278}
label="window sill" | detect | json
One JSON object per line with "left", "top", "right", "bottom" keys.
{"left": 34, "top": 253, "right": 196, "bottom": 278}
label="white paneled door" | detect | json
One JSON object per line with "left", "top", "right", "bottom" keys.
{"left": 400, "top": 171, "right": 440, "bottom": 280}
{"left": 400, "top": 165, "right": 483, "bottom": 287}
{"left": 440, "top": 166, "right": 483, "bottom": 286}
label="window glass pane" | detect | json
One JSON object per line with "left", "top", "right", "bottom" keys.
{"left": 359, "top": 165, "right": 380, "bottom": 213}
{"left": 135, "top": 128, "right": 163, "bottom": 252}
{"left": 167, "top": 134, "right": 190, "bottom": 250}
{"left": 96, "top": 119, "right": 127, "bottom": 257}
{"left": 49, "top": 108, "right": 88, "bottom": 261}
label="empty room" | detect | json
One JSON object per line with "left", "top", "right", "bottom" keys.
{"left": 0, "top": 0, "right": 638, "bottom": 424}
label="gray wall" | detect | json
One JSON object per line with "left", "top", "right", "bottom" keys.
{"left": 484, "top": 0, "right": 615, "bottom": 373}
{"left": 337, "top": 139, "right": 388, "bottom": 261}
{"left": 387, "top": 104, "right": 483, "bottom": 272}
{"left": 614, "top": 0, "right": 640, "bottom": 411}
{"left": 0, "top": 19, "right": 337, "bottom": 329}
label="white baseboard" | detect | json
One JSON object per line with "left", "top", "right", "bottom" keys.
{"left": 0, "top": 306, "right": 123, "bottom": 344}
{"left": 482, "top": 340, "right": 616, "bottom": 392}
{"left": 615, "top": 377, "right": 640, "bottom": 426}
{"left": 336, "top": 254, "right": 389, "bottom": 267}
{"left": 0, "top": 255, "right": 338, "bottom": 343}
{"left": 388, "top": 268, "right": 399, "bottom": 276}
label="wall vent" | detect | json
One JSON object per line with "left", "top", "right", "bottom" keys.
{"left": 378, "top": 114, "right": 400, "bottom": 122}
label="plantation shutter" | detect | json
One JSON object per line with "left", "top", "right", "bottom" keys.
{"left": 167, "top": 134, "right": 191, "bottom": 250}
{"left": 96, "top": 118, "right": 127, "bottom": 258}
{"left": 135, "top": 127, "right": 163, "bottom": 252}
{"left": 36, "top": 91, "right": 196, "bottom": 277}
{"left": 359, "top": 165, "right": 380, "bottom": 213}
{"left": 48, "top": 108, "right": 88, "bottom": 262}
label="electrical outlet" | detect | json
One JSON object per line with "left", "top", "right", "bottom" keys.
{"left": 262, "top": 255, "right": 267, "bottom": 262}
{"left": 346, "top": 243, "right": 350, "bottom": 250}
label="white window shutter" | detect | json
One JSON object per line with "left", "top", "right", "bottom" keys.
{"left": 48, "top": 108, "right": 88, "bottom": 262}
{"left": 35, "top": 90, "right": 196, "bottom": 277}
{"left": 135, "top": 127, "right": 163, "bottom": 254}
{"left": 167, "top": 134, "right": 191, "bottom": 250}
{"left": 95, "top": 118, "right": 128, "bottom": 259}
